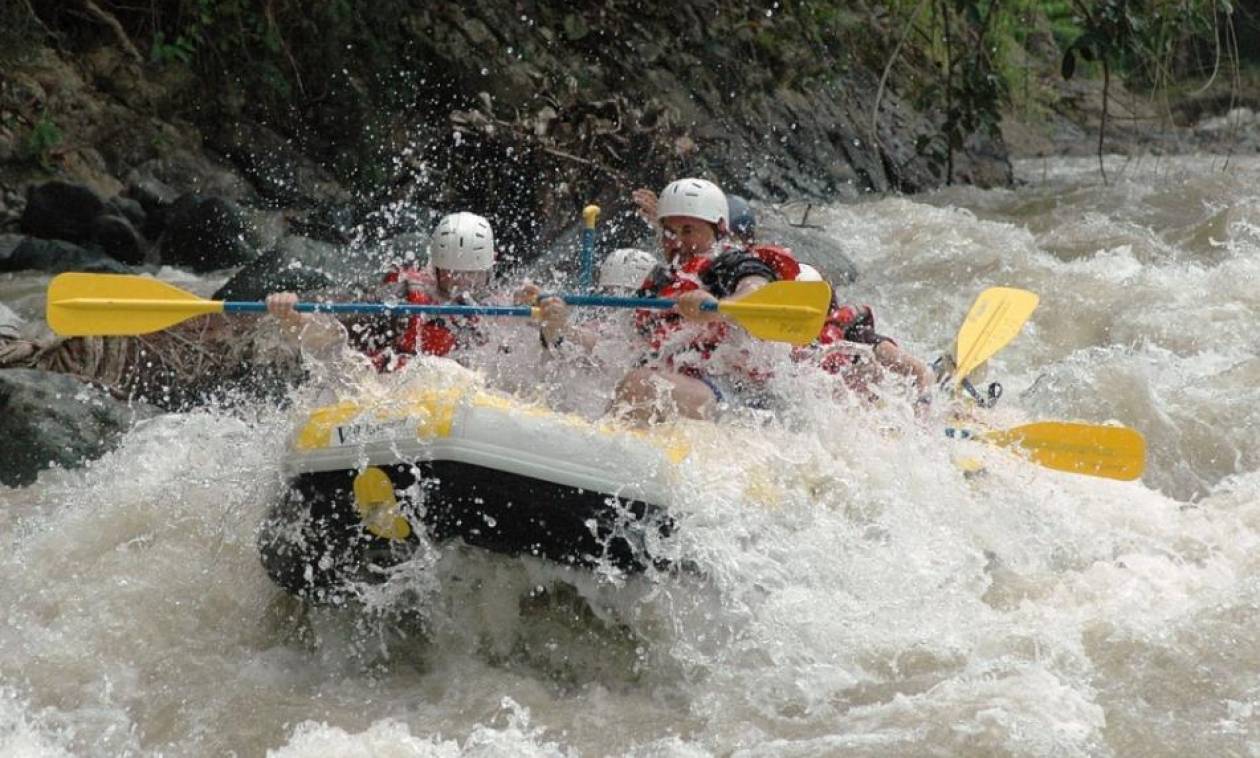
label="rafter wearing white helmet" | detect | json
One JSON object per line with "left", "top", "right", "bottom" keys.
{"left": 657, "top": 178, "right": 728, "bottom": 231}
{"left": 429, "top": 212, "right": 495, "bottom": 272}
{"left": 598, "top": 248, "right": 658, "bottom": 290}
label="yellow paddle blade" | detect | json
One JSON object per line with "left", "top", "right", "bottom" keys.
{"left": 47, "top": 273, "right": 224, "bottom": 336}
{"left": 352, "top": 467, "right": 412, "bottom": 541}
{"left": 982, "top": 421, "right": 1146, "bottom": 481}
{"left": 719, "top": 280, "right": 831, "bottom": 346}
{"left": 954, "top": 287, "right": 1039, "bottom": 384}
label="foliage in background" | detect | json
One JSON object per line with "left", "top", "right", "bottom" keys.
{"left": 20, "top": 0, "right": 1255, "bottom": 201}
{"left": 1, "top": 0, "right": 53, "bottom": 63}
{"left": 1058, "top": 0, "right": 1241, "bottom": 181}
{"left": 880, "top": 0, "right": 1245, "bottom": 182}
{"left": 19, "top": 114, "right": 63, "bottom": 172}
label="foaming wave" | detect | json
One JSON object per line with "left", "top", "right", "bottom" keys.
{"left": 0, "top": 688, "right": 76, "bottom": 758}
{"left": 269, "top": 697, "right": 568, "bottom": 758}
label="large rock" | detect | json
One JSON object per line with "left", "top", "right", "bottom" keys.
{"left": 0, "top": 369, "right": 157, "bottom": 488}
{"left": 90, "top": 214, "right": 147, "bottom": 266}
{"left": 0, "top": 301, "right": 22, "bottom": 337}
{"left": 214, "top": 234, "right": 389, "bottom": 301}
{"left": 19, "top": 181, "right": 107, "bottom": 244}
{"left": 207, "top": 120, "right": 352, "bottom": 209}
{"left": 127, "top": 149, "right": 256, "bottom": 204}
{"left": 123, "top": 174, "right": 178, "bottom": 240}
{"left": 0, "top": 234, "right": 21, "bottom": 262}
{"left": 0, "top": 237, "right": 130, "bottom": 274}
{"left": 159, "top": 194, "right": 258, "bottom": 271}
{"left": 105, "top": 195, "right": 147, "bottom": 230}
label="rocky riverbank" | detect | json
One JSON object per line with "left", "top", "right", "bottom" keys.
{"left": 1, "top": 2, "right": 1015, "bottom": 273}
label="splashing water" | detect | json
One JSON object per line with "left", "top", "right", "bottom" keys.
{"left": 2, "top": 155, "right": 1258, "bottom": 756}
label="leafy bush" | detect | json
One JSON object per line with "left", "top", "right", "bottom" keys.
{"left": 20, "top": 114, "right": 62, "bottom": 171}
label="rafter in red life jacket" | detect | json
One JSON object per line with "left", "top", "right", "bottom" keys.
{"left": 367, "top": 268, "right": 485, "bottom": 372}
{"left": 632, "top": 241, "right": 794, "bottom": 369}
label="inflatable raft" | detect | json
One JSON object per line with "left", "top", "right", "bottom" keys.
{"left": 258, "top": 370, "right": 692, "bottom": 601}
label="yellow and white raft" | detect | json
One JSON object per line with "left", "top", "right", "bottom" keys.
{"left": 258, "top": 368, "right": 692, "bottom": 602}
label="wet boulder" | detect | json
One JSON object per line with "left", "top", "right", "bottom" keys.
{"left": 0, "top": 234, "right": 21, "bottom": 264}
{"left": 105, "top": 195, "right": 147, "bottom": 231}
{"left": 214, "top": 233, "right": 390, "bottom": 301}
{"left": 208, "top": 120, "right": 352, "bottom": 210}
{"left": 19, "top": 180, "right": 107, "bottom": 244}
{"left": 126, "top": 149, "right": 256, "bottom": 204}
{"left": 0, "top": 236, "right": 130, "bottom": 274}
{"left": 90, "top": 214, "right": 147, "bottom": 266}
{"left": 0, "top": 301, "right": 22, "bottom": 337}
{"left": 159, "top": 194, "right": 258, "bottom": 272}
{"left": 123, "top": 173, "right": 179, "bottom": 239}
{"left": 0, "top": 369, "right": 157, "bottom": 488}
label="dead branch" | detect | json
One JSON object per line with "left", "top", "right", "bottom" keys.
{"left": 81, "top": 0, "right": 143, "bottom": 63}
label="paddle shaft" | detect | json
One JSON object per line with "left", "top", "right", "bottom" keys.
{"left": 580, "top": 229, "right": 595, "bottom": 289}
{"left": 263, "top": 296, "right": 707, "bottom": 316}
{"left": 554, "top": 294, "right": 707, "bottom": 310}
{"left": 231, "top": 301, "right": 536, "bottom": 318}
{"left": 579, "top": 204, "right": 600, "bottom": 291}
{"left": 558, "top": 294, "right": 818, "bottom": 318}
{"left": 244, "top": 296, "right": 715, "bottom": 316}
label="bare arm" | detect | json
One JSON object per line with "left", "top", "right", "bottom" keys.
{"left": 265, "top": 292, "right": 347, "bottom": 354}
{"left": 873, "top": 340, "right": 933, "bottom": 395}
{"left": 631, "top": 188, "right": 659, "bottom": 229}
{"left": 675, "top": 275, "right": 769, "bottom": 323}
{"left": 537, "top": 296, "right": 600, "bottom": 353}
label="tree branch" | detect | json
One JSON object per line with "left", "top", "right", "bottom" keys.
{"left": 871, "top": 0, "right": 930, "bottom": 190}
{"left": 1098, "top": 58, "right": 1110, "bottom": 185}
{"left": 81, "top": 0, "right": 143, "bottom": 63}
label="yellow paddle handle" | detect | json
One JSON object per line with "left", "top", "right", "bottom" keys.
{"left": 583, "top": 204, "right": 601, "bottom": 229}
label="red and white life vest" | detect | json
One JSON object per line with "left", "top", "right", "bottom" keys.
{"left": 368, "top": 268, "right": 486, "bottom": 372}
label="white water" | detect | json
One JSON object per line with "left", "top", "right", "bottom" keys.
{"left": 2, "top": 155, "right": 1259, "bottom": 756}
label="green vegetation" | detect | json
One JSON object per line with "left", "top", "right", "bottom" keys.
{"left": 20, "top": 114, "right": 62, "bottom": 171}
{"left": 150, "top": 30, "right": 197, "bottom": 65}
{"left": 873, "top": 0, "right": 1246, "bottom": 182}
{"left": 1056, "top": 0, "right": 1241, "bottom": 180}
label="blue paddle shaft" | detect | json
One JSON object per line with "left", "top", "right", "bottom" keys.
{"left": 580, "top": 228, "right": 595, "bottom": 290}
{"left": 223, "top": 302, "right": 536, "bottom": 317}
{"left": 555, "top": 294, "right": 716, "bottom": 311}
{"left": 221, "top": 294, "right": 705, "bottom": 319}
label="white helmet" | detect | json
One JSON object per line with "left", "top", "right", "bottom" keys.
{"left": 657, "top": 178, "right": 728, "bottom": 229}
{"left": 428, "top": 212, "right": 495, "bottom": 271}
{"left": 598, "top": 248, "right": 657, "bottom": 289}
{"left": 796, "top": 263, "right": 824, "bottom": 282}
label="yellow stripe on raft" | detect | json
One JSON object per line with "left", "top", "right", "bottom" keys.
{"left": 292, "top": 387, "right": 692, "bottom": 464}
{"left": 293, "top": 388, "right": 462, "bottom": 450}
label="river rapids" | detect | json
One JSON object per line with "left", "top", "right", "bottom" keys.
{"left": 1, "top": 155, "right": 1257, "bottom": 757}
